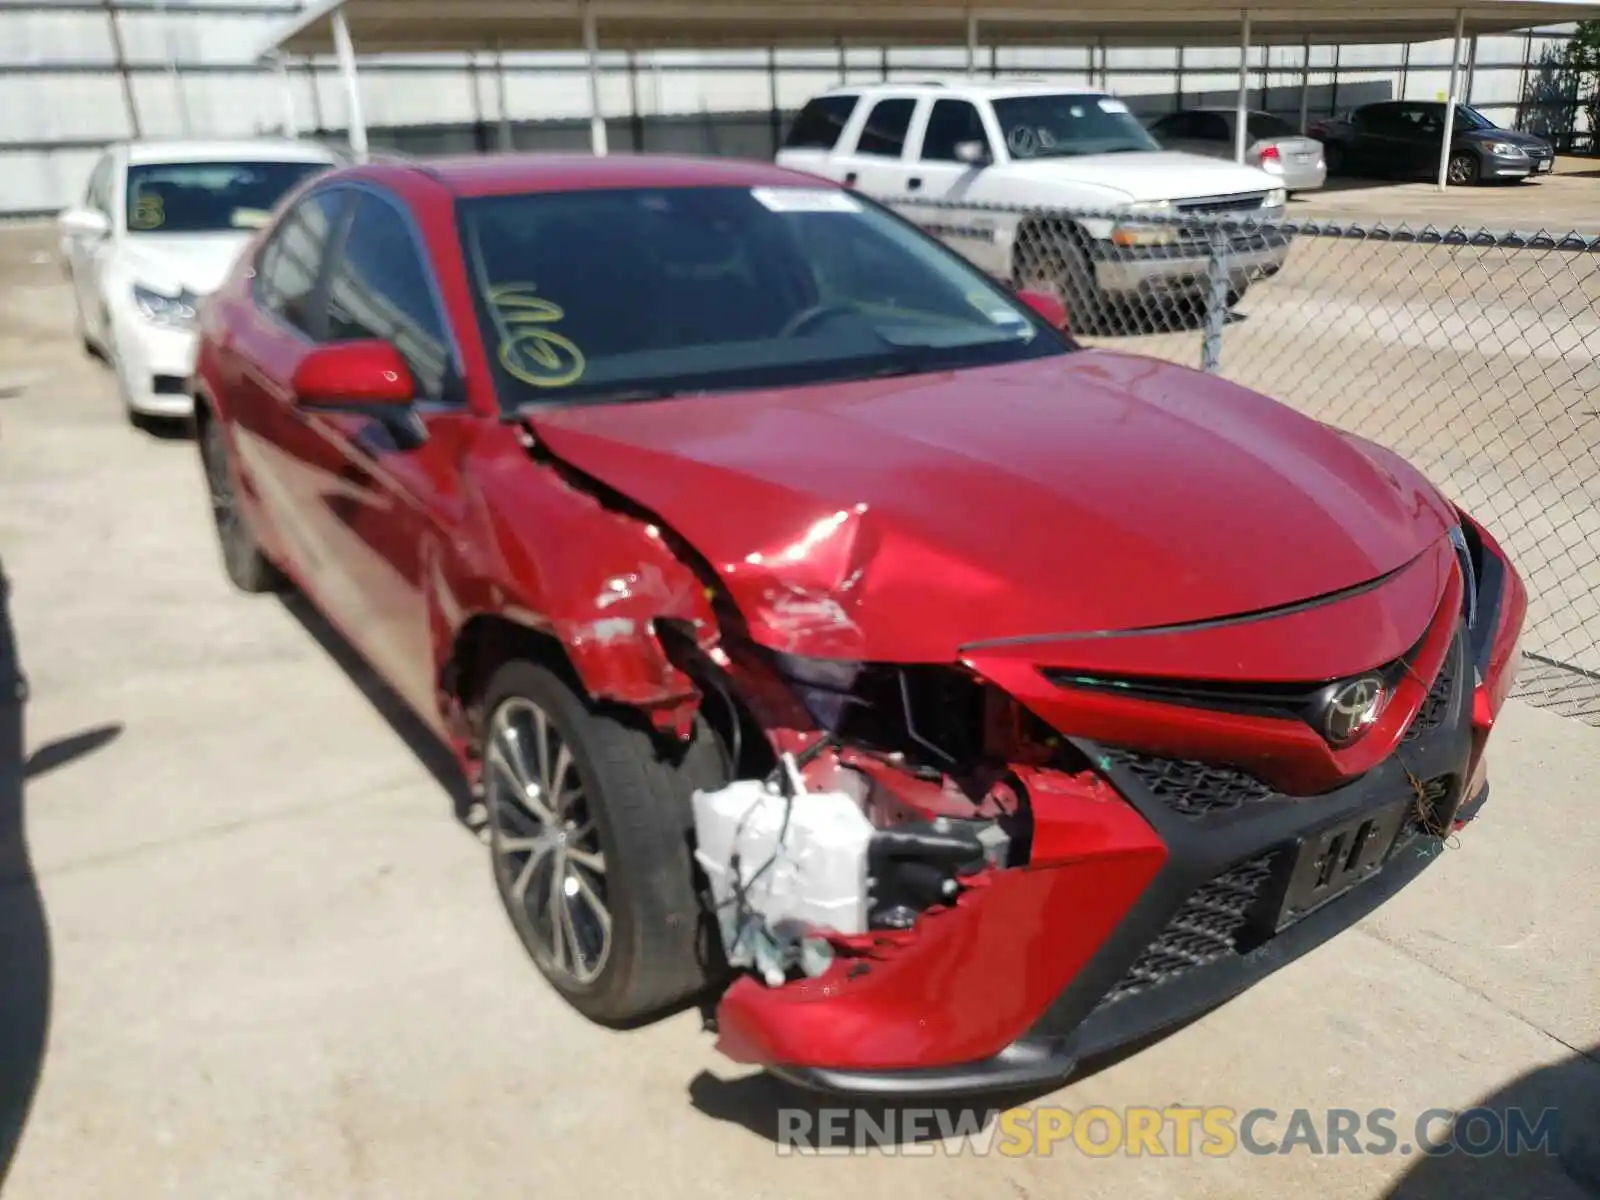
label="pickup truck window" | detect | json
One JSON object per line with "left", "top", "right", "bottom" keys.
{"left": 856, "top": 98, "right": 917, "bottom": 158}
{"left": 785, "top": 95, "right": 859, "bottom": 150}
{"left": 920, "top": 99, "right": 991, "bottom": 162}
{"left": 990, "top": 93, "right": 1163, "bottom": 159}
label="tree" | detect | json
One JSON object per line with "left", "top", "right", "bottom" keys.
{"left": 1564, "top": 20, "right": 1600, "bottom": 150}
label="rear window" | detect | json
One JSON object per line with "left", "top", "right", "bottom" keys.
{"left": 1247, "top": 112, "right": 1297, "bottom": 139}
{"left": 784, "top": 95, "right": 860, "bottom": 150}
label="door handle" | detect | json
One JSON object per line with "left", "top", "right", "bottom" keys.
{"left": 843, "top": 171, "right": 857, "bottom": 187}
{"left": 907, "top": 177, "right": 923, "bottom": 191}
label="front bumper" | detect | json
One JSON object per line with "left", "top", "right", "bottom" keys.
{"left": 717, "top": 525, "right": 1525, "bottom": 1098}
{"left": 1090, "top": 233, "right": 1291, "bottom": 299}
{"left": 112, "top": 315, "right": 198, "bottom": 417}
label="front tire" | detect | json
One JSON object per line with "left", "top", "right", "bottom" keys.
{"left": 198, "top": 413, "right": 283, "bottom": 594}
{"left": 1447, "top": 151, "right": 1481, "bottom": 186}
{"left": 482, "top": 661, "right": 728, "bottom": 1024}
{"left": 1014, "top": 221, "right": 1106, "bottom": 332}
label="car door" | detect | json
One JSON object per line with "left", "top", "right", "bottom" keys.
{"left": 904, "top": 96, "right": 1007, "bottom": 275}
{"left": 223, "top": 185, "right": 355, "bottom": 591}
{"left": 285, "top": 187, "right": 475, "bottom": 722}
{"left": 1398, "top": 104, "right": 1448, "bottom": 176}
{"left": 838, "top": 95, "right": 919, "bottom": 196}
{"left": 1351, "top": 104, "right": 1413, "bottom": 174}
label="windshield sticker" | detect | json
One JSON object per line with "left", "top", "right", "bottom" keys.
{"left": 965, "top": 290, "right": 1034, "bottom": 338}
{"left": 750, "top": 187, "right": 862, "bottom": 214}
{"left": 1097, "top": 97, "right": 1132, "bottom": 115}
{"left": 129, "top": 191, "right": 165, "bottom": 230}
{"left": 486, "top": 283, "right": 586, "bottom": 388}
{"left": 232, "top": 208, "right": 272, "bottom": 230}
{"left": 1005, "top": 126, "right": 1039, "bottom": 157}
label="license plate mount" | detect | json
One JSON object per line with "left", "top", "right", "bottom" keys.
{"left": 1274, "top": 800, "right": 1411, "bottom": 930}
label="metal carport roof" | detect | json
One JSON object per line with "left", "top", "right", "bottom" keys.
{"left": 264, "top": 0, "right": 1600, "bottom": 53}
{"left": 259, "top": 0, "right": 1600, "bottom": 187}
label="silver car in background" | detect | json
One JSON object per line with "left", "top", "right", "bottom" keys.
{"left": 1147, "top": 108, "right": 1327, "bottom": 193}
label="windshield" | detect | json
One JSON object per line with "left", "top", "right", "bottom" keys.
{"left": 990, "top": 94, "right": 1162, "bottom": 159}
{"left": 457, "top": 184, "right": 1071, "bottom": 408}
{"left": 1456, "top": 105, "right": 1499, "bottom": 131}
{"left": 125, "top": 160, "right": 329, "bottom": 234}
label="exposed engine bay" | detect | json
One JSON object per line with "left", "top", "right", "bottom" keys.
{"left": 681, "top": 643, "right": 1051, "bottom": 989}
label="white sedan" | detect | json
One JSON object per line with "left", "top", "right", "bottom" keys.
{"left": 57, "top": 139, "right": 340, "bottom": 427}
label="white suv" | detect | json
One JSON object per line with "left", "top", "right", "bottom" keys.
{"left": 776, "top": 81, "right": 1290, "bottom": 318}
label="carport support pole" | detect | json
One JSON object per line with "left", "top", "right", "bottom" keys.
{"left": 330, "top": 7, "right": 368, "bottom": 162}
{"left": 274, "top": 53, "right": 298, "bottom": 138}
{"left": 1234, "top": 9, "right": 1251, "bottom": 164}
{"left": 1298, "top": 35, "right": 1312, "bottom": 134}
{"left": 1436, "top": 8, "right": 1465, "bottom": 191}
{"left": 583, "top": 4, "right": 608, "bottom": 156}
{"left": 495, "top": 42, "right": 513, "bottom": 150}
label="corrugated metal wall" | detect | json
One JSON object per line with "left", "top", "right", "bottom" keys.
{"left": 0, "top": 2, "right": 1585, "bottom": 217}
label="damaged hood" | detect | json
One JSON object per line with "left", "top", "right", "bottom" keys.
{"left": 523, "top": 350, "right": 1455, "bottom": 662}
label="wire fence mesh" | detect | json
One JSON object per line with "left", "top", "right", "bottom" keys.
{"left": 881, "top": 194, "right": 1600, "bottom": 723}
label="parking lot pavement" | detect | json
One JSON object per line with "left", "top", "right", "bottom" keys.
{"left": 1293, "top": 158, "right": 1600, "bottom": 233}
{"left": 1, "top": 221, "right": 1597, "bottom": 1199}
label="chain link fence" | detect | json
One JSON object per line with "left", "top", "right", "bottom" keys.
{"left": 881, "top": 193, "right": 1600, "bottom": 724}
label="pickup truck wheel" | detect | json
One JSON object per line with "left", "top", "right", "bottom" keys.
{"left": 482, "top": 661, "right": 728, "bottom": 1024}
{"left": 1014, "top": 223, "right": 1105, "bottom": 332}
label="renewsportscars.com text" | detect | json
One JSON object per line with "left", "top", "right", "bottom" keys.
{"left": 776, "top": 1105, "right": 1562, "bottom": 1158}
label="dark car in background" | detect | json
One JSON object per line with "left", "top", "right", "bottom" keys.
{"left": 1310, "top": 101, "right": 1554, "bottom": 186}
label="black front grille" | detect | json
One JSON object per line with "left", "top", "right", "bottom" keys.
{"left": 1175, "top": 193, "right": 1266, "bottom": 215}
{"left": 1100, "top": 748, "right": 1277, "bottom": 819}
{"left": 1401, "top": 655, "right": 1456, "bottom": 745}
{"left": 1092, "top": 852, "right": 1280, "bottom": 1010}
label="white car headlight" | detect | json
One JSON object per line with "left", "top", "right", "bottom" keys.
{"left": 1264, "top": 188, "right": 1288, "bottom": 208}
{"left": 133, "top": 283, "right": 199, "bottom": 330}
{"left": 1487, "top": 142, "right": 1526, "bottom": 158}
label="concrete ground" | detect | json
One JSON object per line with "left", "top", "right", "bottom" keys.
{"left": 1, "top": 210, "right": 1598, "bottom": 1200}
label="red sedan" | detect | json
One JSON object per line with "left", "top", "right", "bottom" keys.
{"left": 192, "top": 152, "right": 1526, "bottom": 1097}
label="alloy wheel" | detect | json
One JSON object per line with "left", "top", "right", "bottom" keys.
{"left": 1447, "top": 153, "right": 1478, "bottom": 186}
{"left": 485, "top": 695, "right": 612, "bottom": 986}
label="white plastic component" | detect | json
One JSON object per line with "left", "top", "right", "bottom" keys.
{"left": 691, "top": 768, "right": 876, "bottom": 944}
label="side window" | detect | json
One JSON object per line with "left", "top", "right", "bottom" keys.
{"left": 919, "top": 99, "right": 991, "bottom": 162}
{"left": 1355, "top": 105, "right": 1397, "bottom": 134}
{"left": 324, "top": 192, "right": 453, "bottom": 400}
{"left": 254, "top": 189, "right": 346, "bottom": 336}
{"left": 784, "top": 95, "right": 859, "bottom": 150}
{"left": 1196, "top": 113, "right": 1232, "bottom": 142}
{"left": 855, "top": 98, "right": 917, "bottom": 158}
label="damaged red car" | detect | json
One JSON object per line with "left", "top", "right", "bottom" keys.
{"left": 192, "top": 153, "right": 1527, "bottom": 1097}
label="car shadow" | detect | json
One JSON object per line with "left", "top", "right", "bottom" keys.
{"left": 275, "top": 590, "right": 479, "bottom": 835}
{"left": 1382, "top": 1043, "right": 1600, "bottom": 1199}
{"left": 686, "top": 1014, "right": 1206, "bottom": 1147}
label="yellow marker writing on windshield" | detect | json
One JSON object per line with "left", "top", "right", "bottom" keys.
{"left": 486, "top": 283, "right": 585, "bottom": 388}
{"left": 129, "top": 192, "right": 165, "bottom": 230}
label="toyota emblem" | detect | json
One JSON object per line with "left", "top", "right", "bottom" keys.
{"left": 1321, "top": 675, "right": 1385, "bottom": 746}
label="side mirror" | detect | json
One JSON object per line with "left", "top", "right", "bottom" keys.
{"left": 1016, "top": 288, "right": 1069, "bottom": 331}
{"left": 953, "top": 140, "right": 992, "bottom": 166}
{"left": 59, "top": 207, "right": 109, "bottom": 239}
{"left": 290, "top": 340, "right": 415, "bottom": 408}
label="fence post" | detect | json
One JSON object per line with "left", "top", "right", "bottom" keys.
{"left": 1200, "top": 224, "right": 1231, "bottom": 374}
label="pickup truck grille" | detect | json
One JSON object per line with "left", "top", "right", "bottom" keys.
{"left": 1175, "top": 192, "right": 1267, "bottom": 215}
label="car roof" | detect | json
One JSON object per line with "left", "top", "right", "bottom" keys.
{"left": 123, "top": 138, "right": 341, "bottom": 167}
{"left": 388, "top": 152, "right": 837, "bottom": 199}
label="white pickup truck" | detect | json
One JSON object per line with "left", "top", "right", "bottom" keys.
{"left": 776, "top": 80, "right": 1291, "bottom": 319}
